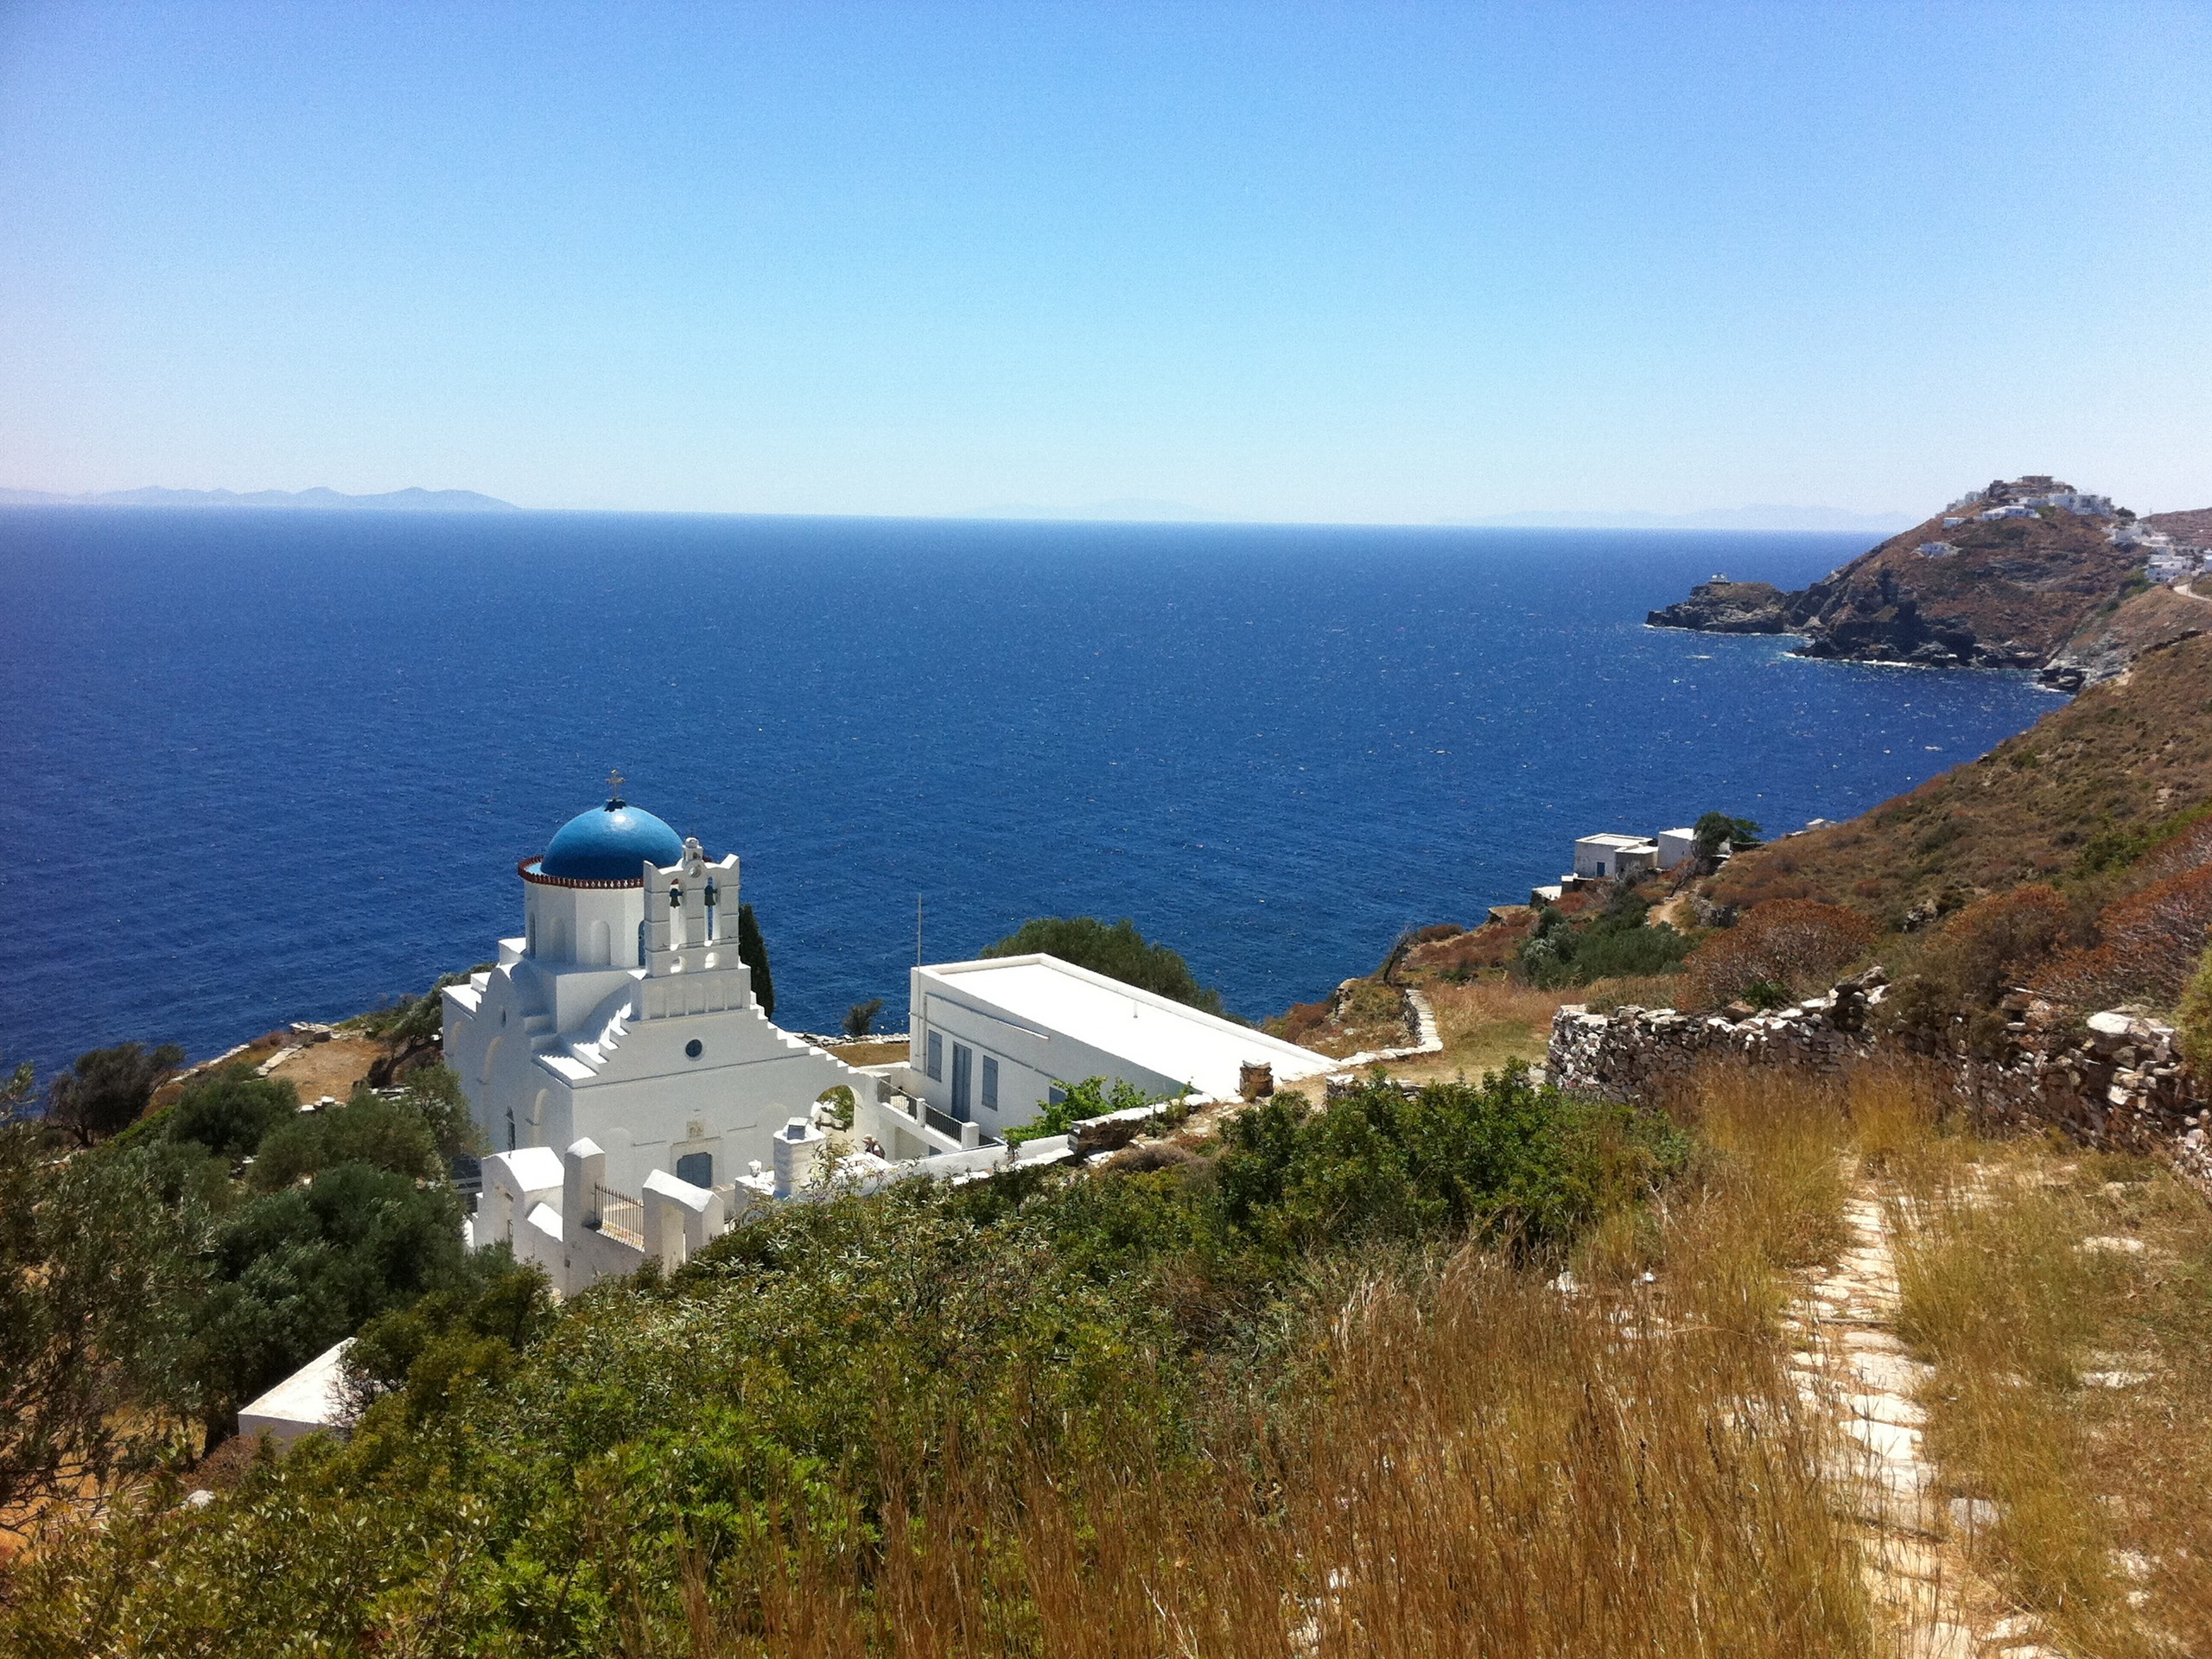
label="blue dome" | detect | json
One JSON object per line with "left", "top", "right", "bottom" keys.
{"left": 539, "top": 799, "right": 687, "bottom": 881}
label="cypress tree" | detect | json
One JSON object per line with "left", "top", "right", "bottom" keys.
{"left": 737, "top": 903, "right": 775, "bottom": 1020}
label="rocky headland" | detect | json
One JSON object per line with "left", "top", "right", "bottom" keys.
{"left": 1649, "top": 476, "right": 2209, "bottom": 686}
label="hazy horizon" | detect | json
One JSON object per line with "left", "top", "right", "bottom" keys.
{"left": 3, "top": 3, "right": 2207, "bottom": 519}
{"left": 0, "top": 480, "right": 1929, "bottom": 533}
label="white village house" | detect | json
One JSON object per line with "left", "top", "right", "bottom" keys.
{"left": 1570, "top": 829, "right": 1696, "bottom": 881}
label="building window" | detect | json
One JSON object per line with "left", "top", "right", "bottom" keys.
{"left": 925, "top": 1030, "right": 943, "bottom": 1081}
{"left": 951, "top": 1044, "right": 973, "bottom": 1119}
{"left": 676, "top": 1151, "right": 712, "bottom": 1188}
{"left": 981, "top": 1055, "right": 999, "bottom": 1112}
{"left": 505, "top": 1105, "right": 516, "bottom": 1152}
{"left": 1048, "top": 1084, "right": 1067, "bottom": 1108}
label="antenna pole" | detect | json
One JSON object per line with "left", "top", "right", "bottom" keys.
{"left": 915, "top": 894, "right": 924, "bottom": 966}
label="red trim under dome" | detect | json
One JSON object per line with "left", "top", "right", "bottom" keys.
{"left": 518, "top": 856, "right": 648, "bottom": 890}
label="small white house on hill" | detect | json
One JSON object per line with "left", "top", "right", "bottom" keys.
{"left": 1571, "top": 829, "right": 1697, "bottom": 883}
{"left": 1573, "top": 833, "right": 1660, "bottom": 879}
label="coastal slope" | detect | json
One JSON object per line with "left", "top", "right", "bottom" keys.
{"left": 1706, "top": 631, "right": 2212, "bottom": 925}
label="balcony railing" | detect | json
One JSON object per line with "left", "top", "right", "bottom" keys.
{"left": 923, "top": 1103, "right": 963, "bottom": 1139}
{"left": 588, "top": 1183, "right": 645, "bottom": 1249}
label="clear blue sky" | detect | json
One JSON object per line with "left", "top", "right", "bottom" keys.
{"left": 3, "top": 2, "right": 2208, "bottom": 521}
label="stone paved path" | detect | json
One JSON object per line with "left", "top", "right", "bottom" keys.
{"left": 1786, "top": 1185, "right": 2065, "bottom": 1659}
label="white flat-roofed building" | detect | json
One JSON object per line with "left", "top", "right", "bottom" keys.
{"left": 899, "top": 954, "right": 1334, "bottom": 1140}
{"left": 1573, "top": 833, "right": 1660, "bottom": 880}
{"left": 1656, "top": 829, "right": 1697, "bottom": 870}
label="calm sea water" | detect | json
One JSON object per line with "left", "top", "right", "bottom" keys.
{"left": 0, "top": 509, "right": 2059, "bottom": 1077}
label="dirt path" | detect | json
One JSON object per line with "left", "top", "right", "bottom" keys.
{"left": 1790, "top": 1179, "right": 2061, "bottom": 1659}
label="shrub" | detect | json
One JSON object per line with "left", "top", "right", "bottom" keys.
{"left": 842, "top": 997, "right": 885, "bottom": 1039}
{"left": 1215, "top": 1067, "right": 1685, "bottom": 1262}
{"left": 43, "top": 1042, "right": 188, "bottom": 1147}
{"left": 983, "top": 917, "right": 1223, "bottom": 1014}
{"left": 2180, "top": 947, "right": 2212, "bottom": 1080}
{"left": 2041, "top": 862, "right": 2212, "bottom": 1012}
{"left": 1680, "top": 899, "right": 1877, "bottom": 1010}
{"left": 166, "top": 1068, "right": 298, "bottom": 1160}
{"left": 1517, "top": 892, "right": 1694, "bottom": 989}
{"left": 1006, "top": 1075, "right": 1165, "bottom": 1145}
{"left": 248, "top": 1092, "right": 442, "bottom": 1192}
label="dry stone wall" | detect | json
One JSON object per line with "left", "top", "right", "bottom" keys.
{"left": 1547, "top": 970, "right": 2212, "bottom": 1194}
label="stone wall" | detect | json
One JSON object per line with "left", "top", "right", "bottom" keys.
{"left": 1546, "top": 971, "right": 2211, "bottom": 1194}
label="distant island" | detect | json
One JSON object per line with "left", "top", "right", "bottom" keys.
{"left": 1647, "top": 475, "right": 2212, "bottom": 689}
{"left": 0, "top": 485, "right": 516, "bottom": 512}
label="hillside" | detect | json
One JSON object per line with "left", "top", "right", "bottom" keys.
{"left": 1649, "top": 477, "right": 2196, "bottom": 681}
{"left": 1707, "top": 632, "right": 2212, "bottom": 925}
{"left": 2043, "top": 579, "right": 2211, "bottom": 690}
{"left": 2144, "top": 506, "right": 2212, "bottom": 543}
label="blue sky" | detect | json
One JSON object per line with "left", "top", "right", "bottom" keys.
{"left": 2, "top": 2, "right": 2208, "bottom": 521}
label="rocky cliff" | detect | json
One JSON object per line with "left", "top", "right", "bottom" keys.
{"left": 1649, "top": 479, "right": 2199, "bottom": 682}
{"left": 1644, "top": 577, "right": 1807, "bottom": 633}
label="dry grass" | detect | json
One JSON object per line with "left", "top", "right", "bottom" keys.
{"left": 1578, "top": 972, "right": 1685, "bottom": 1014}
{"left": 1879, "top": 1110, "right": 2212, "bottom": 1656}
{"left": 1388, "top": 976, "right": 1568, "bottom": 1084}
{"left": 677, "top": 1263, "right": 1873, "bottom": 1659}
{"left": 621, "top": 1063, "right": 1877, "bottom": 1658}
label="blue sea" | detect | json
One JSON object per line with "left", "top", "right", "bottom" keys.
{"left": 0, "top": 509, "right": 2060, "bottom": 1078}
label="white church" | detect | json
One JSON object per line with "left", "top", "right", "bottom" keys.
{"left": 442, "top": 779, "right": 878, "bottom": 1202}
{"left": 443, "top": 779, "right": 1338, "bottom": 1296}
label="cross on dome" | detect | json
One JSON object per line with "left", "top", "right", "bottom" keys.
{"left": 606, "top": 768, "right": 626, "bottom": 806}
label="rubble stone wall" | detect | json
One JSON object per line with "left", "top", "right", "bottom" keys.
{"left": 1546, "top": 973, "right": 2211, "bottom": 1194}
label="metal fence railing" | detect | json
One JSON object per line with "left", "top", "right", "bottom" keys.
{"left": 589, "top": 1183, "right": 645, "bottom": 1249}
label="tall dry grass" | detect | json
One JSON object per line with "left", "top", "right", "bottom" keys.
{"left": 1399, "top": 977, "right": 1567, "bottom": 1081}
{"left": 617, "top": 1065, "right": 1878, "bottom": 1659}
{"left": 1877, "top": 1088, "right": 2212, "bottom": 1656}
{"left": 671, "top": 1251, "right": 1872, "bottom": 1659}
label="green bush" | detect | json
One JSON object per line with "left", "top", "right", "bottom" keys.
{"left": 1517, "top": 892, "right": 1694, "bottom": 988}
{"left": 3, "top": 1067, "right": 1687, "bottom": 1650}
{"left": 983, "top": 917, "right": 1224, "bottom": 1014}
{"left": 248, "top": 1092, "right": 442, "bottom": 1192}
{"left": 167, "top": 1068, "right": 299, "bottom": 1160}
{"left": 1004, "top": 1075, "right": 1167, "bottom": 1144}
{"left": 183, "top": 1162, "right": 470, "bottom": 1439}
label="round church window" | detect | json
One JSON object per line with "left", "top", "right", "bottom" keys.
{"left": 685, "top": 1039, "right": 703, "bottom": 1059}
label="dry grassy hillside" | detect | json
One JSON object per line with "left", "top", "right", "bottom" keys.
{"left": 1711, "top": 633, "right": 2212, "bottom": 925}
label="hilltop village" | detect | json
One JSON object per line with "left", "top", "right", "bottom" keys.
{"left": 1649, "top": 474, "right": 2212, "bottom": 686}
